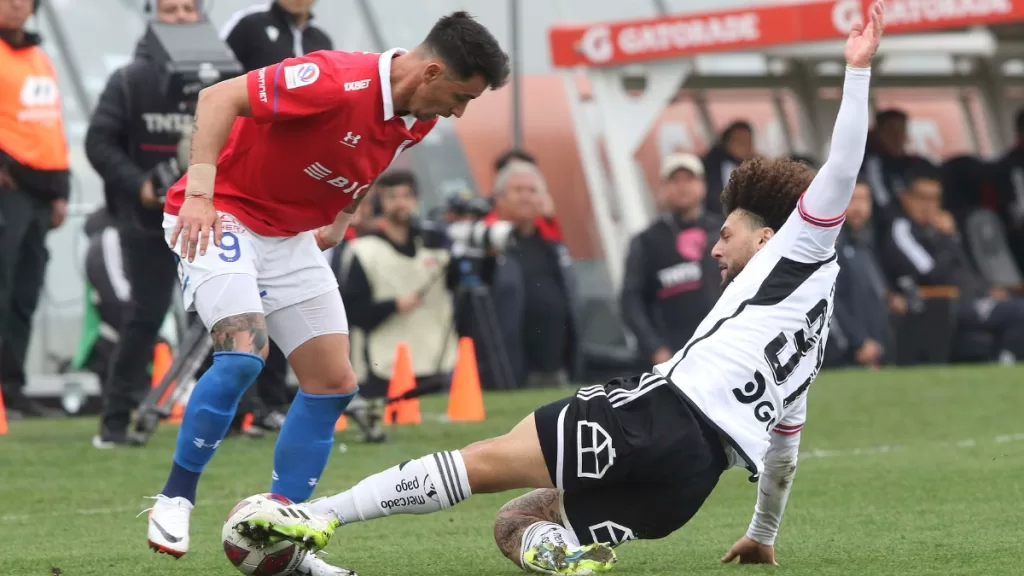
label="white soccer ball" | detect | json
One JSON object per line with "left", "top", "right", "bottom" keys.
{"left": 222, "top": 493, "right": 307, "bottom": 575}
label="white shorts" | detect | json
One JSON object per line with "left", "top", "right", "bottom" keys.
{"left": 164, "top": 212, "right": 347, "bottom": 355}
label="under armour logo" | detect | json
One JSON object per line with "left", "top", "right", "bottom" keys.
{"left": 308, "top": 477, "right": 319, "bottom": 488}
{"left": 341, "top": 132, "right": 361, "bottom": 147}
{"left": 272, "top": 470, "right": 280, "bottom": 481}
{"left": 193, "top": 438, "right": 220, "bottom": 450}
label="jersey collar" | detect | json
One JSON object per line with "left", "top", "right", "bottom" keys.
{"left": 378, "top": 47, "right": 417, "bottom": 129}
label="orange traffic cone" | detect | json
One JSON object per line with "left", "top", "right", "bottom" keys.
{"left": 335, "top": 414, "right": 348, "bottom": 431}
{"left": 0, "top": 389, "right": 8, "bottom": 435}
{"left": 447, "top": 337, "right": 485, "bottom": 422}
{"left": 384, "top": 342, "right": 420, "bottom": 425}
{"left": 152, "top": 342, "right": 172, "bottom": 387}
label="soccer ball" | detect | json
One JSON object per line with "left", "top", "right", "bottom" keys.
{"left": 222, "top": 493, "right": 306, "bottom": 575}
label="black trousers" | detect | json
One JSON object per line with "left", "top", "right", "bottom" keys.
{"left": 0, "top": 189, "right": 51, "bottom": 399}
{"left": 99, "top": 228, "right": 176, "bottom": 433}
{"left": 959, "top": 297, "right": 1024, "bottom": 357}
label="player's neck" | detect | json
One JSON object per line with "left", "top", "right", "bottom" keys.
{"left": 676, "top": 205, "right": 703, "bottom": 223}
{"left": 388, "top": 52, "right": 418, "bottom": 116}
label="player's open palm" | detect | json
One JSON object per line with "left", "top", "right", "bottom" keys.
{"left": 845, "top": 0, "right": 885, "bottom": 68}
{"left": 170, "top": 196, "right": 222, "bottom": 262}
{"left": 721, "top": 536, "right": 778, "bottom": 565}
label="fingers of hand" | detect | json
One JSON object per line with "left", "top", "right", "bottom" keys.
{"left": 199, "top": 222, "right": 211, "bottom": 256}
{"left": 187, "top": 221, "right": 200, "bottom": 262}
{"left": 213, "top": 216, "right": 223, "bottom": 248}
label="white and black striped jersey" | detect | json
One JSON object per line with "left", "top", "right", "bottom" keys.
{"left": 652, "top": 67, "right": 872, "bottom": 481}
{"left": 654, "top": 207, "right": 841, "bottom": 480}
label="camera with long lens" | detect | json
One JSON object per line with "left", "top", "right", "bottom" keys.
{"left": 446, "top": 219, "right": 515, "bottom": 259}
{"left": 144, "top": 19, "right": 244, "bottom": 200}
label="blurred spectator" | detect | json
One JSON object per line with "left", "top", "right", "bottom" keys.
{"left": 491, "top": 161, "right": 579, "bottom": 388}
{"left": 826, "top": 179, "right": 899, "bottom": 368}
{"left": 992, "top": 108, "right": 1024, "bottom": 271}
{"left": 703, "top": 120, "right": 755, "bottom": 215}
{"left": 220, "top": 0, "right": 332, "bottom": 72}
{"left": 342, "top": 171, "right": 457, "bottom": 398}
{"left": 862, "top": 109, "right": 933, "bottom": 226}
{"left": 489, "top": 148, "right": 563, "bottom": 241}
{"left": 85, "top": 0, "right": 201, "bottom": 446}
{"left": 0, "top": 0, "right": 70, "bottom": 419}
{"left": 883, "top": 167, "right": 1024, "bottom": 362}
{"left": 620, "top": 153, "right": 721, "bottom": 365}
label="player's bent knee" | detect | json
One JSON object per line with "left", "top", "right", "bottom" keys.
{"left": 299, "top": 364, "right": 358, "bottom": 395}
{"left": 210, "top": 312, "right": 270, "bottom": 359}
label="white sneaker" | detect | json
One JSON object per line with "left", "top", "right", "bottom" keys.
{"left": 293, "top": 552, "right": 357, "bottom": 576}
{"left": 144, "top": 495, "right": 193, "bottom": 558}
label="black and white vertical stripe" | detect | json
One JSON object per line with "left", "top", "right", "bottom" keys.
{"left": 431, "top": 452, "right": 467, "bottom": 508}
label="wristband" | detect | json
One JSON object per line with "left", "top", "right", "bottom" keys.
{"left": 185, "top": 163, "right": 216, "bottom": 199}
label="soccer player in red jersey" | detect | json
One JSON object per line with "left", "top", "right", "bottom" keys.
{"left": 144, "top": 12, "right": 509, "bottom": 575}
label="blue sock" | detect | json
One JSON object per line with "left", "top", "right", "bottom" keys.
{"left": 162, "top": 351, "right": 264, "bottom": 503}
{"left": 271, "top": 389, "right": 356, "bottom": 503}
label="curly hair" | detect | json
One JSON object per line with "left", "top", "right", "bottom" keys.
{"left": 720, "top": 157, "right": 816, "bottom": 232}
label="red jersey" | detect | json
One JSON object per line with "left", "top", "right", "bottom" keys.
{"left": 166, "top": 49, "right": 437, "bottom": 236}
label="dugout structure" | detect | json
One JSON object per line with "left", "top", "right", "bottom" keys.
{"left": 547, "top": 0, "right": 1024, "bottom": 289}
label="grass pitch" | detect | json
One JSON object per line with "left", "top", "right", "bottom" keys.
{"left": 1, "top": 365, "right": 1022, "bottom": 576}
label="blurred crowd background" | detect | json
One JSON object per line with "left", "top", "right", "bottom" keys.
{"left": 2, "top": 0, "right": 1023, "bottom": 435}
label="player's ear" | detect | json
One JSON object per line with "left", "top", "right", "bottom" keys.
{"left": 759, "top": 227, "right": 775, "bottom": 247}
{"left": 423, "top": 62, "right": 444, "bottom": 84}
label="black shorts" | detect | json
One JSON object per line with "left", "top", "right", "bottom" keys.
{"left": 534, "top": 373, "right": 728, "bottom": 546}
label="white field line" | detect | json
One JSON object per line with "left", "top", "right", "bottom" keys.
{"left": 2, "top": 432, "right": 1023, "bottom": 523}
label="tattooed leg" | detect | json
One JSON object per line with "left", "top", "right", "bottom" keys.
{"left": 494, "top": 489, "right": 565, "bottom": 565}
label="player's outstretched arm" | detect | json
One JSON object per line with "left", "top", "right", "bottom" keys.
{"left": 800, "top": 0, "right": 884, "bottom": 222}
{"left": 722, "top": 429, "right": 802, "bottom": 565}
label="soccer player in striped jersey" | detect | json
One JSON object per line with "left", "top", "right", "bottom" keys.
{"left": 241, "top": 3, "right": 886, "bottom": 573}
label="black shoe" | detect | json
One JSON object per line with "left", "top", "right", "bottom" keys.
{"left": 92, "top": 426, "right": 145, "bottom": 449}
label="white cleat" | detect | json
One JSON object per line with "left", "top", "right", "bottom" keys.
{"left": 292, "top": 552, "right": 358, "bottom": 576}
{"left": 143, "top": 495, "right": 193, "bottom": 558}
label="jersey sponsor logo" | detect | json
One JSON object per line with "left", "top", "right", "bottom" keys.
{"left": 257, "top": 67, "right": 268, "bottom": 103}
{"left": 302, "top": 162, "right": 371, "bottom": 198}
{"left": 344, "top": 79, "right": 372, "bottom": 91}
{"left": 142, "top": 113, "right": 192, "bottom": 134}
{"left": 731, "top": 298, "right": 829, "bottom": 432}
{"left": 588, "top": 521, "right": 635, "bottom": 546}
{"left": 284, "top": 62, "right": 320, "bottom": 89}
{"left": 576, "top": 420, "right": 616, "bottom": 480}
{"left": 340, "top": 131, "right": 361, "bottom": 148}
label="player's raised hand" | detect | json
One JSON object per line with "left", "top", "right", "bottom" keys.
{"left": 721, "top": 535, "right": 778, "bottom": 565}
{"left": 845, "top": 0, "right": 885, "bottom": 68}
{"left": 169, "top": 196, "right": 222, "bottom": 262}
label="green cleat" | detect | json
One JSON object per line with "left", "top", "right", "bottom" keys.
{"left": 523, "top": 542, "right": 617, "bottom": 575}
{"left": 234, "top": 510, "right": 340, "bottom": 552}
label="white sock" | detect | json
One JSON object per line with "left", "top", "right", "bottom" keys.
{"left": 520, "top": 521, "right": 581, "bottom": 569}
{"left": 309, "top": 451, "right": 471, "bottom": 523}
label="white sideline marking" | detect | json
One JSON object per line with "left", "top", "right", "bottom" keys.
{"left": 2, "top": 433, "right": 1023, "bottom": 523}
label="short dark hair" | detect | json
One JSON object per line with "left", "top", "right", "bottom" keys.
{"left": 875, "top": 109, "right": 908, "bottom": 127}
{"left": 904, "top": 162, "right": 941, "bottom": 191}
{"left": 721, "top": 158, "right": 816, "bottom": 232}
{"left": 494, "top": 149, "right": 536, "bottom": 173}
{"left": 375, "top": 169, "right": 418, "bottom": 196}
{"left": 424, "top": 11, "right": 510, "bottom": 90}
{"left": 721, "top": 121, "right": 753, "bottom": 144}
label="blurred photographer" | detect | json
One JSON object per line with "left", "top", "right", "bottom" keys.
{"left": 84, "top": 0, "right": 200, "bottom": 446}
{"left": 341, "top": 171, "right": 458, "bottom": 399}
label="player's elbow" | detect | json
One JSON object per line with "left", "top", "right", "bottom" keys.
{"left": 197, "top": 75, "right": 251, "bottom": 118}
